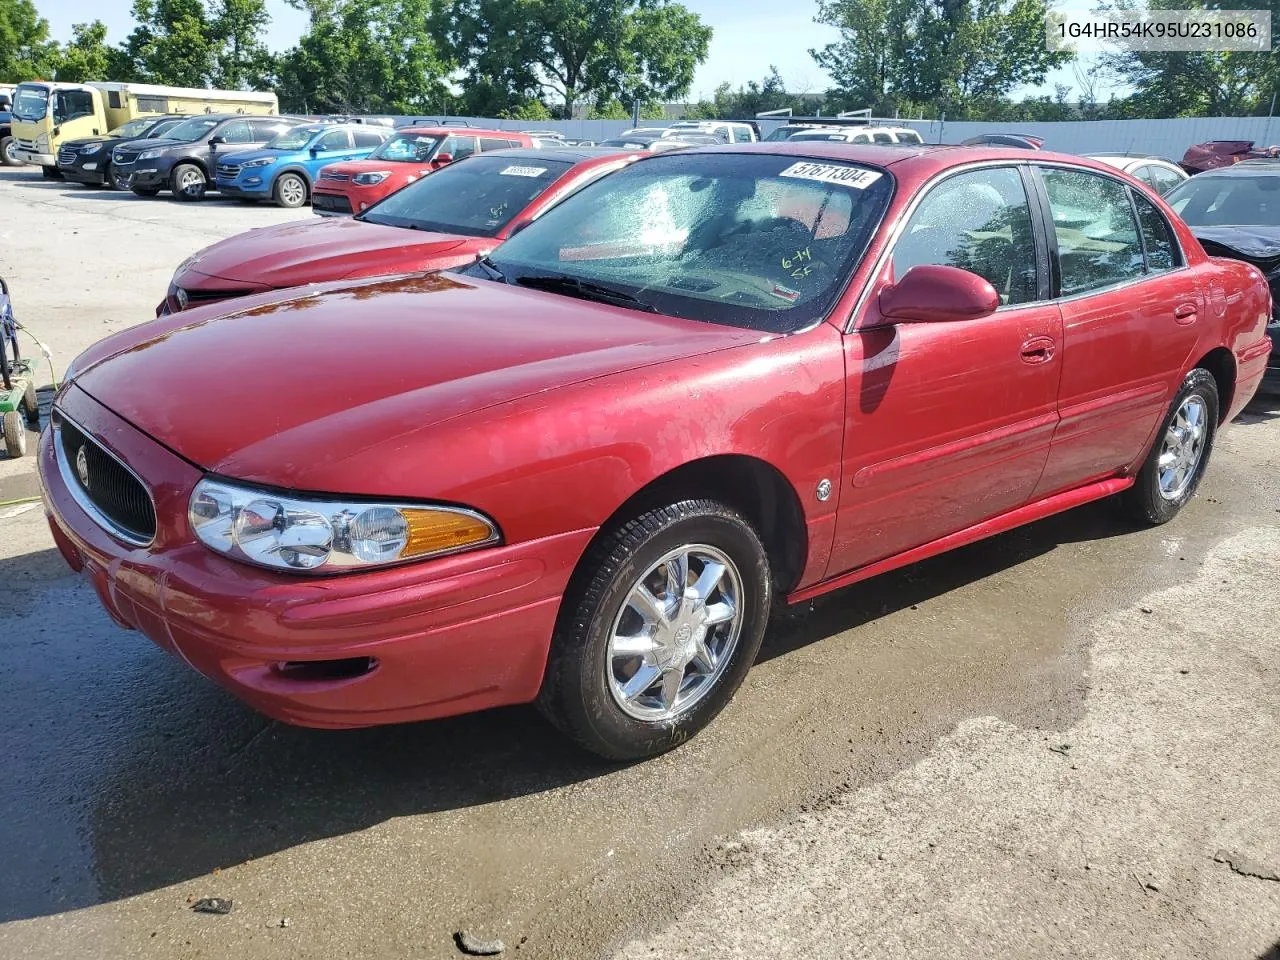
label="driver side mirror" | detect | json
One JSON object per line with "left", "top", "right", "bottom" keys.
{"left": 208, "top": 135, "right": 225, "bottom": 151}
{"left": 877, "top": 264, "right": 999, "bottom": 324}
{"left": 433, "top": 152, "right": 454, "bottom": 165}
{"left": 309, "top": 145, "right": 320, "bottom": 156}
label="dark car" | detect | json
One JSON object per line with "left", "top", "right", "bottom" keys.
{"left": 596, "top": 132, "right": 717, "bottom": 152}
{"left": 960, "top": 133, "right": 1045, "bottom": 149}
{"left": 0, "top": 91, "right": 17, "bottom": 166}
{"left": 111, "top": 114, "right": 307, "bottom": 201}
{"left": 57, "top": 114, "right": 188, "bottom": 189}
{"left": 1181, "top": 140, "right": 1280, "bottom": 175}
{"left": 1166, "top": 162, "right": 1280, "bottom": 392}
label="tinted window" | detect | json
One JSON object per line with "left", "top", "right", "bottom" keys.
{"left": 480, "top": 152, "right": 893, "bottom": 333}
{"left": 108, "top": 91, "right": 122, "bottom": 108}
{"left": 55, "top": 89, "right": 95, "bottom": 123}
{"left": 444, "top": 135, "right": 478, "bottom": 159}
{"left": 731, "top": 127, "right": 752, "bottom": 143}
{"left": 317, "top": 128, "right": 351, "bottom": 150}
{"left": 108, "top": 118, "right": 152, "bottom": 139}
{"left": 1132, "top": 191, "right": 1179, "bottom": 272}
{"left": 1041, "top": 168, "right": 1143, "bottom": 296}
{"left": 353, "top": 128, "right": 387, "bottom": 148}
{"left": 892, "top": 166, "right": 1038, "bottom": 306}
{"left": 872, "top": 132, "right": 893, "bottom": 143}
{"left": 165, "top": 116, "right": 221, "bottom": 142}
{"left": 361, "top": 155, "right": 572, "bottom": 236}
{"left": 852, "top": 133, "right": 871, "bottom": 144}
{"left": 1151, "top": 165, "right": 1186, "bottom": 195}
{"left": 370, "top": 133, "right": 441, "bottom": 162}
{"left": 480, "top": 137, "right": 513, "bottom": 151}
{"left": 249, "top": 118, "right": 289, "bottom": 141}
{"left": 219, "top": 120, "right": 254, "bottom": 144}
{"left": 896, "top": 130, "right": 923, "bottom": 144}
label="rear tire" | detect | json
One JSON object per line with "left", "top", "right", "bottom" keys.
{"left": 273, "top": 172, "right": 308, "bottom": 208}
{"left": 1122, "top": 368, "right": 1219, "bottom": 525}
{"left": 0, "top": 136, "right": 19, "bottom": 166}
{"left": 3, "top": 410, "right": 26, "bottom": 458}
{"left": 170, "top": 163, "right": 206, "bottom": 201}
{"left": 537, "top": 499, "right": 772, "bottom": 760}
{"left": 23, "top": 381, "right": 39, "bottom": 425}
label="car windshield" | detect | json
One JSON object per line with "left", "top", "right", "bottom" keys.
{"left": 599, "top": 138, "right": 653, "bottom": 149}
{"left": 360, "top": 155, "right": 574, "bottom": 236}
{"left": 368, "top": 132, "right": 442, "bottom": 162}
{"left": 149, "top": 118, "right": 184, "bottom": 137}
{"left": 476, "top": 152, "right": 893, "bottom": 333}
{"left": 108, "top": 118, "right": 152, "bottom": 139}
{"left": 164, "top": 117, "right": 221, "bottom": 142}
{"left": 267, "top": 125, "right": 328, "bottom": 150}
{"left": 1165, "top": 173, "right": 1280, "bottom": 227}
{"left": 12, "top": 85, "right": 50, "bottom": 121}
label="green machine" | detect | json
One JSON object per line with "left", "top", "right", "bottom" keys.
{"left": 1, "top": 278, "right": 43, "bottom": 458}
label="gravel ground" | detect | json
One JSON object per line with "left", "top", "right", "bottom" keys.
{"left": 0, "top": 163, "right": 1277, "bottom": 960}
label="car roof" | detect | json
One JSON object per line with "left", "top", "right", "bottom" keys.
{"left": 1192, "top": 160, "right": 1280, "bottom": 175}
{"left": 478, "top": 146, "right": 638, "bottom": 163}
{"left": 398, "top": 125, "right": 529, "bottom": 137}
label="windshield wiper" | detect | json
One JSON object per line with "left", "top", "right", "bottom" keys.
{"left": 514, "top": 274, "right": 658, "bottom": 313}
{"left": 474, "top": 254, "right": 508, "bottom": 283}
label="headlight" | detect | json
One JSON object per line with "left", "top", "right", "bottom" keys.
{"left": 241, "top": 157, "right": 274, "bottom": 168}
{"left": 80, "top": 143, "right": 104, "bottom": 155}
{"left": 188, "top": 478, "right": 500, "bottom": 573}
{"left": 353, "top": 171, "right": 390, "bottom": 185}
{"left": 138, "top": 148, "right": 163, "bottom": 160}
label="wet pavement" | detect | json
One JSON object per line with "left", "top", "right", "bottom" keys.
{"left": 1, "top": 167, "right": 1278, "bottom": 959}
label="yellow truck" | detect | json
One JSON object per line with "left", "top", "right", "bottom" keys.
{"left": 9, "top": 82, "right": 279, "bottom": 177}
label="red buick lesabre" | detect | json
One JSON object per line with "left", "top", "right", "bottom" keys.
{"left": 41, "top": 143, "right": 1273, "bottom": 760}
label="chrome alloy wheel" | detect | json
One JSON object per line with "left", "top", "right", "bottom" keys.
{"left": 178, "top": 168, "right": 205, "bottom": 195}
{"left": 1157, "top": 394, "right": 1208, "bottom": 500}
{"left": 279, "top": 175, "right": 306, "bottom": 206}
{"left": 606, "top": 544, "right": 743, "bottom": 722}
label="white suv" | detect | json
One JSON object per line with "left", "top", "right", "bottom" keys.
{"left": 661, "top": 121, "right": 757, "bottom": 143}
{"left": 781, "top": 125, "right": 924, "bottom": 145}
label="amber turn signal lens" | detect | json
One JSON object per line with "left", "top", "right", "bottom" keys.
{"left": 401, "top": 508, "right": 497, "bottom": 558}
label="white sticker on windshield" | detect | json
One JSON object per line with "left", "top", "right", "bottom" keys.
{"left": 500, "top": 164, "right": 548, "bottom": 178}
{"left": 778, "top": 162, "right": 882, "bottom": 189}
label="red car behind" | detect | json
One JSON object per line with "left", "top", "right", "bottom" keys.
{"left": 43, "top": 143, "right": 1272, "bottom": 760}
{"left": 1181, "top": 139, "right": 1280, "bottom": 174}
{"left": 161, "top": 148, "right": 639, "bottom": 315}
{"left": 310, "top": 126, "right": 535, "bottom": 216}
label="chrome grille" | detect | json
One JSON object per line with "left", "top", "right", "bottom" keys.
{"left": 55, "top": 412, "right": 156, "bottom": 545}
{"left": 113, "top": 149, "right": 138, "bottom": 165}
{"left": 57, "top": 146, "right": 78, "bottom": 166}
{"left": 216, "top": 162, "right": 240, "bottom": 178}
{"left": 319, "top": 171, "right": 350, "bottom": 182}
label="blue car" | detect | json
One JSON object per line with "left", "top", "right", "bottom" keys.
{"left": 215, "top": 123, "right": 392, "bottom": 208}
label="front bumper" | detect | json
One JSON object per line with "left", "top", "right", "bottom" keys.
{"left": 17, "top": 150, "right": 55, "bottom": 166}
{"left": 39, "top": 385, "right": 586, "bottom": 728}
{"left": 215, "top": 177, "right": 271, "bottom": 199}
{"left": 57, "top": 160, "right": 108, "bottom": 183}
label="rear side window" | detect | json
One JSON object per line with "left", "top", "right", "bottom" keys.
{"left": 444, "top": 136, "right": 478, "bottom": 159}
{"left": 108, "top": 91, "right": 122, "bottom": 108}
{"left": 852, "top": 133, "right": 870, "bottom": 144}
{"left": 480, "top": 137, "right": 513, "bottom": 151}
{"left": 1132, "top": 191, "right": 1180, "bottom": 272}
{"left": 248, "top": 119, "right": 285, "bottom": 140}
{"left": 731, "top": 126, "right": 752, "bottom": 143}
{"left": 896, "top": 130, "right": 923, "bottom": 144}
{"left": 872, "top": 132, "right": 893, "bottom": 143}
{"left": 353, "top": 128, "right": 386, "bottom": 148}
{"left": 1041, "top": 168, "right": 1144, "bottom": 296}
{"left": 892, "top": 166, "right": 1039, "bottom": 306}
{"left": 317, "top": 129, "right": 351, "bottom": 150}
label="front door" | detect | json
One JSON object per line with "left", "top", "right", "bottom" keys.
{"left": 1030, "top": 166, "right": 1202, "bottom": 498}
{"left": 303, "top": 128, "right": 356, "bottom": 179}
{"left": 828, "top": 164, "right": 1063, "bottom": 575}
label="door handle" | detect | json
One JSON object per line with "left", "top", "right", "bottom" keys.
{"left": 1174, "top": 302, "right": 1197, "bottom": 324}
{"left": 1020, "top": 335, "right": 1056, "bottom": 363}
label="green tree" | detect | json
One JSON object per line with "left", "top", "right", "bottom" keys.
{"left": 121, "top": 0, "right": 221, "bottom": 85}
{"left": 438, "top": 0, "right": 710, "bottom": 117}
{"left": 278, "top": 0, "right": 452, "bottom": 113}
{"left": 0, "top": 0, "right": 60, "bottom": 81}
{"left": 813, "top": 0, "right": 1069, "bottom": 117}
{"left": 51, "top": 20, "right": 127, "bottom": 81}
{"left": 210, "top": 0, "right": 275, "bottom": 88}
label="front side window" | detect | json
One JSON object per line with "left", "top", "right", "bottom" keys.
{"left": 317, "top": 128, "right": 352, "bottom": 151}
{"left": 1041, "top": 167, "right": 1144, "bottom": 296}
{"left": 55, "top": 89, "right": 95, "bottom": 123}
{"left": 369, "top": 132, "right": 442, "bottom": 162}
{"left": 896, "top": 130, "right": 923, "bottom": 144}
{"left": 852, "top": 133, "right": 871, "bottom": 144}
{"left": 361, "top": 155, "right": 573, "bottom": 236}
{"left": 149, "top": 118, "right": 184, "bottom": 138}
{"left": 479, "top": 152, "right": 893, "bottom": 333}
{"left": 892, "top": 166, "right": 1039, "bottom": 306}
{"left": 109, "top": 118, "right": 152, "bottom": 139}
{"left": 219, "top": 120, "right": 253, "bottom": 144}
{"left": 443, "top": 135, "right": 478, "bottom": 160}
{"left": 1133, "top": 192, "right": 1180, "bottom": 272}
{"left": 872, "top": 132, "right": 893, "bottom": 143}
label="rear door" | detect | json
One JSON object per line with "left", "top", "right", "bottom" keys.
{"left": 1030, "top": 165, "right": 1201, "bottom": 497}
{"left": 829, "top": 164, "right": 1063, "bottom": 575}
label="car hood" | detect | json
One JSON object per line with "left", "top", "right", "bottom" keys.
{"left": 63, "top": 135, "right": 115, "bottom": 148}
{"left": 120, "top": 137, "right": 187, "bottom": 154}
{"left": 321, "top": 158, "right": 426, "bottom": 176}
{"left": 72, "top": 273, "right": 759, "bottom": 485}
{"left": 220, "top": 147, "right": 291, "bottom": 165}
{"left": 175, "top": 217, "right": 475, "bottom": 287}
{"left": 1191, "top": 225, "right": 1280, "bottom": 264}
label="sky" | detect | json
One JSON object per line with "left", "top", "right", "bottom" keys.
{"left": 33, "top": 0, "right": 1104, "bottom": 105}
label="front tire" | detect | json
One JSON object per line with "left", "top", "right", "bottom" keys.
{"left": 538, "top": 499, "right": 772, "bottom": 760}
{"left": 170, "top": 163, "right": 207, "bottom": 201}
{"left": 1122, "top": 368, "right": 1219, "bottom": 525}
{"left": 0, "top": 136, "right": 19, "bottom": 167}
{"left": 100, "top": 163, "right": 116, "bottom": 189}
{"left": 131, "top": 185, "right": 161, "bottom": 197}
{"left": 273, "top": 172, "right": 308, "bottom": 208}
{"left": 41, "top": 165, "right": 61, "bottom": 180}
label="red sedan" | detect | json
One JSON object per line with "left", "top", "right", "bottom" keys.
{"left": 42, "top": 143, "right": 1272, "bottom": 760}
{"left": 310, "top": 126, "right": 535, "bottom": 216}
{"left": 161, "top": 148, "right": 638, "bottom": 315}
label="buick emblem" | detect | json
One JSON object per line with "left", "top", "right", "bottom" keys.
{"left": 75, "top": 445, "right": 90, "bottom": 490}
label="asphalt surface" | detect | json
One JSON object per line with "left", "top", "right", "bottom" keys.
{"left": 1, "top": 165, "right": 1278, "bottom": 960}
